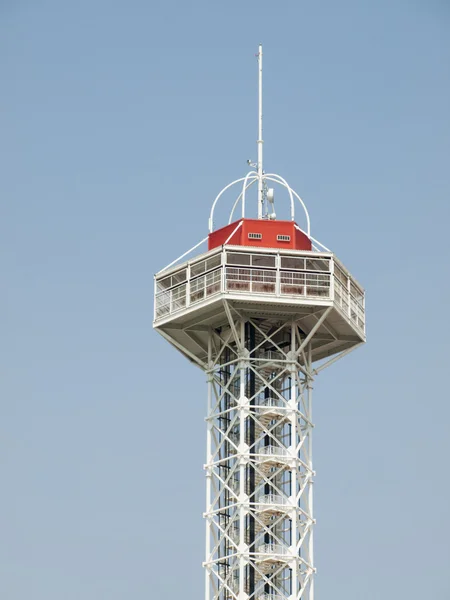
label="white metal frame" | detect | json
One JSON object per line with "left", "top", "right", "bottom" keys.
{"left": 153, "top": 45, "right": 366, "bottom": 600}
{"left": 202, "top": 306, "right": 332, "bottom": 600}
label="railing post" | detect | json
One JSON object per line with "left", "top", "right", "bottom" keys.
{"left": 153, "top": 276, "right": 157, "bottom": 322}
{"left": 186, "top": 264, "right": 191, "bottom": 308}
{"left": 363, "top": 287, "right": 366, "bottom": 335}
{"left": 221, "top": 249, "right": 226, "bottom": 293}
{"left": 347, "top": 273, "right": 351, "bottom": 318}
{"left": 276, "top": 252, "right": 281, "bottom": 296}
{"left": 330, "top": 257, "right": 335, "bottom": 301}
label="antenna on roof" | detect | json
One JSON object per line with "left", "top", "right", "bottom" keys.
{"left": 257, "top": 44, "right": 264, "bottom": 219}
{"left": 209, "top": 46, "right": 312, "bottom": 237}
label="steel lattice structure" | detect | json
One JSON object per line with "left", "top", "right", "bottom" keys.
{"left": 204, "top": 311, "right": 317, "bottom": 600}
{"left": 154, "top": 45, "right": 366, "bottom": 600}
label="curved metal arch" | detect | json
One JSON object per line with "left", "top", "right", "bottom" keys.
{"left": 208, "top": 172, "right": 257, "bottom": 233}
{"left": 264, "top": 173, "right": 311, "bottom": 237}
{"left": 291, "top": 188, "right": 312, "bottom": 238}
{"left": 228, "top": 177, "right": 258, "bottom": 224}
{"left": 209, "top": 170, "right": 311, "bottom": 239}
{"left": 263, "top": 173, "right": 295, "bottom": 223}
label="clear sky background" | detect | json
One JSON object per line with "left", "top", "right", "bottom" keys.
{"left": 1, "top": 1, "right": 449, "bottom": 598}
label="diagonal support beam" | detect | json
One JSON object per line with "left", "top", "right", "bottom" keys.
{"left": 295, "top": 306, "right": 333, "bottom": 359}
{"left": 157, "top": 329, "right": 207, "bottom": 370}
{"left": 223, "top": 300, "right": 242, "bottom": 350}
{"left": 313, "top": 342, "right": 364, "bottom": 374}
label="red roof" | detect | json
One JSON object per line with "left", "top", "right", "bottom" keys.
{"left": 208, "top": 219, "right": 312, "bottom": 251}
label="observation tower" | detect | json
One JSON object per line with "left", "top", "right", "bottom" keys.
{"left": 153, "top": 46, "right": 366, "bottom": 600}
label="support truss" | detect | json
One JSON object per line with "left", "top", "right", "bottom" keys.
{"left": 204, "top": 308, "right": 320, "bottom": 600}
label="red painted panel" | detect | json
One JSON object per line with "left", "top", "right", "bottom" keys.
{"left": 207, "top": 221, "right": 242, "bottom": 250}
{"left": 208, "top": 219, "right": 311, "bottom": 251}
{"left": 294, "top": 225, "right": 312, "bottom": 251}
{"left": 243, "top": 220, "right": 294, "bottom": 249}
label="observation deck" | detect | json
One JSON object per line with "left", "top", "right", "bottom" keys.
{"left": 153, "top": 244, "right": 365, "bottom": 366}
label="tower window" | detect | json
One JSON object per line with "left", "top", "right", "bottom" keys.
{"left": 277, "top": 234, "right": 291, "bottom": 242}
{"left": 248, "top": 233, "right": 262, "bottom": 240}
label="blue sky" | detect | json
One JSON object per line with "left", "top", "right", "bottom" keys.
{"left": 1, "top": 1, "right": 449, "bottom": 598}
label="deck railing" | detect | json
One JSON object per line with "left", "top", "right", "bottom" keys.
{"left": 154, "top": 248, "right": 365, "bottom": 334}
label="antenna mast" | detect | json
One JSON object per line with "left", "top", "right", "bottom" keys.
{"left": 257, "top": 44, "right": 264, "bottom": 219}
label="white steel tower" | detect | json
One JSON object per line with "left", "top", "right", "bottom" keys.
{"left": 153, "top": 46, "right": 366, "bottom": 600}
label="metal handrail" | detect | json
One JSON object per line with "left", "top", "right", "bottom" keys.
{"left": 257, "top": 543, "right": 290, "bottom": 556}
{"left": 258, "top": 397, "right": 283, "bottom": 406}
{"left": 154, "top": 250, "right": 365, "bottom": 335}
{"left": 258, "top": 445, "right": 288, "bottom": 457}
{"left": 257, "top": 494, "right": 288, "bottom": 506}
{"left": 256, "top": 397, "right": 286, "bottom": 410}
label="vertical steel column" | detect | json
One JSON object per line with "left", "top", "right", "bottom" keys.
{"left": 239, "top": 320, "right": 246, "bottom": 599}
{"left": 305, "top": 346, "right": 315, "bottom": 600}
{"left": 246, "top": 321, "right": 256, "bottom": 598}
